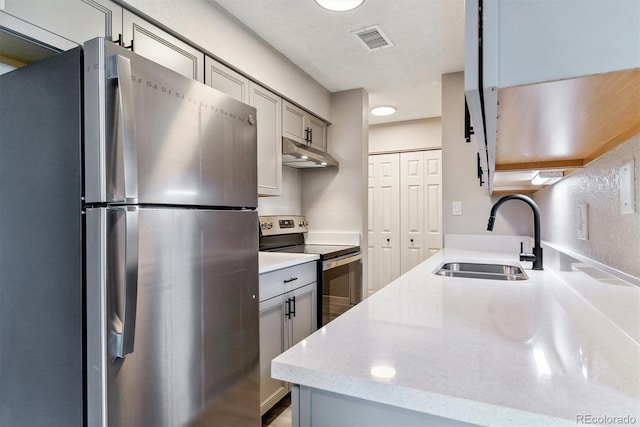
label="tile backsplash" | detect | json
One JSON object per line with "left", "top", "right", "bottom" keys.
{"left": 533, "top": 135, "right": 640, "bottom": 279}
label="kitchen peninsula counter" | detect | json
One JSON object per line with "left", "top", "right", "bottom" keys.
{"left": 272, "top": 247, "right": 640, "bottom": 426}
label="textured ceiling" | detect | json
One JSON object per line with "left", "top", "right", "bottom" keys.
{"left": 210, "top": 0, "right": 464, "bottom": 124}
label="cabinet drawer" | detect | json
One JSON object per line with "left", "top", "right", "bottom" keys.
{"left": 259, "top": 261, "right": 317, "bottom": 302}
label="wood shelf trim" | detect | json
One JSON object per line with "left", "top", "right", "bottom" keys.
{"left": 495, "top": 159, "right": 584, "bottom": 171}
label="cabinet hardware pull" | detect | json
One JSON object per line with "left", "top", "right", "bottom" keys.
{"left": 291, "top": 296, "right": 296, "bottom": 317}
{"left": 285, "top": 298, "right": 292, "bottom": 319}
{"left": 115, "top": 34, "right": 134, "bottom": 50}
{"left": 284, "top": 277, "right": 298, "bottom": 283}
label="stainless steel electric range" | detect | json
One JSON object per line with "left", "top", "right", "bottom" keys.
{"left": 259, "top": 215, "right": 362, "bottom": 326}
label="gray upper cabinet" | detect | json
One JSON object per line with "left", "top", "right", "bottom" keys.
{"left": 282, "top": 101, "right": 307, "bottom": 144}
{"left": 205, "top": 56, "right": 250, "bottom": 102}
{"left": 122, "top": 10, "right": 203, "bottom": 82}
{"left": 307, "top": 114, "right": 326, "bottom": 152}
{"left": 250, "top": 82, "right": 282, "bottom": 197}
{"left": 282, "top": 100, "right": 327, "bottom": 152}
{"left": 0, "top": 0, "right": 122, "bottom": 51}
{"left": 205, "top": 57, "right": 282, "bottom": 196}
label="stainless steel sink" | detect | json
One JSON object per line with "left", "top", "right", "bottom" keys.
{"left": 434, "top": 262, "right": 528, "bottom": 281}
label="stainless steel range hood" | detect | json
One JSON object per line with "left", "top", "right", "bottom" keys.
{"left": 282, "top": 137, "right": 338, "bottom": 168}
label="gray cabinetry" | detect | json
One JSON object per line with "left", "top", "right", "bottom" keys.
{"left": 205, "top": 56, "right": 250, "bottom": 102}
{"left": 259, "top": 262, "right": 317, "bottom": 415}
{"left": 0, "top": 0, "right": 122, "bottom": 51}
{"left": 307, "top": 114, "right": 326, "bottom": 152}
{"left": 205, "top": 57, "right": 283, "bottom": 196}
{"left": 250, "top": 82, "right": 282, "bottom": 196}
{"left": 122, "top": 10, "right": 203, "bottom": 82}
{"left": 282, "top": 100, "right": 327, "bottom": 152}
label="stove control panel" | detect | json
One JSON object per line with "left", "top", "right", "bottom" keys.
{"left": 259, "top": 215, "right": 308, "bottom": 235}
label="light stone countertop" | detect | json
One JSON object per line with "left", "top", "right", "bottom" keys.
{"left": 258, "top": 251, "right": 319, "bottom": 274}
{"left": 272, "top": 248, "right": 640, "bottom": 426}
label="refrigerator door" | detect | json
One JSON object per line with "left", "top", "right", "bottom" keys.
{"left": 86, "top": 207, "right": 259, "bottom": 426}
{"left": 83, "top": 38, "right": 257, "bottom": 208}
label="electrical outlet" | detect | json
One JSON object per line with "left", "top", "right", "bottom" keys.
{"left": 577, "top": 204, "right": 588, "bottom": 240}
{"left": 452, "top": 201, "right": 462, "bottom": 216}
{"left": 620, "top": 159, "right": 635, "bottom": 215}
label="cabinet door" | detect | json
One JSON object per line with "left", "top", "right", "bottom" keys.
{"left": 282, "top": 101, "right": 307, "bottom": 144}
{"left": 289, "top": 283, "right": 317, "bottom": 347}
{"left": 250, "top": 82, "right": 282, "bottom": 196}
{"left": 307, "top": 115, "right": 327, "bottom": 152}
{"left": 259, "top": 295, "right": 289, "bottom": 416}
{"left": 400, "top": 151, "right": 425, "bottom": 274}
{"left": 123, "top": 10, "right": 203, "bottom": 82}
{"left": 205, "top": 56, "right": 249, "bottom": 102}
{"left": 0, "top": 0, "right": 122, "bottom": 51}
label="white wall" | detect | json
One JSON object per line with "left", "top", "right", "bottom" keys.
{"left": 442, "top": 72, "right": 532, "bottom": 241}
{"left": 369, "top": 118, "right": 441, "bottom": 154}
{"left": 302, "top": 88, "right": 369, "bottom": 252}
{"left": 120, "top": 0, "right": 332, "bottom": 120}
{"left": 533, "top": 135, "right": 640, "bottom": 279}
{"left": 257, "top": 166, "right": 302, "bottom": 215}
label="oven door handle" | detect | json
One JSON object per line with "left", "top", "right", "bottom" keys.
{"left": 323, "top": 253, "right": 362, "bottom": 271}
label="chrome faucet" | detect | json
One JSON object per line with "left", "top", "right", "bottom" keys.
{"left": 487, "top": 194, "right": 543, "bottom": 270}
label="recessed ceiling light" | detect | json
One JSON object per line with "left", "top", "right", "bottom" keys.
{"left": 370, "top": 105, "right": 396, "bottom": 116}
{"left": 314, "top": 0, "right": 365, "bottom": 12}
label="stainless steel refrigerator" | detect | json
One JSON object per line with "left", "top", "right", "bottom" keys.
{"left": 0, "top": 38, "right": 259, "bottom": 426}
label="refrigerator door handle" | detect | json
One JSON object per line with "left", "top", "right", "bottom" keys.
{"left": 111, "top": 206, "right": 139, "bottom": 358}
{"left": 108, "top": 54, "right": 139, "bottom": 203}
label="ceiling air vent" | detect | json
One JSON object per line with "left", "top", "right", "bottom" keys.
{"left": 351, "top": 25, "right": 394, "bottom": 51}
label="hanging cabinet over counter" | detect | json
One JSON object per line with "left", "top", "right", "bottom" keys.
{"left": 465, "top": 0, "right": 640, "bottom": 194}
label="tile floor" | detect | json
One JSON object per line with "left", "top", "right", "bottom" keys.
{"left": 262, "top": 394, "right": 292, "bottom": 427}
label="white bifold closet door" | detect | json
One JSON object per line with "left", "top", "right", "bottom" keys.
{"left": 368, "top": 150, "right": 442, "bottom": 294}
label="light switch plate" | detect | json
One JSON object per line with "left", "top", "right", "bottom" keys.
{"left": 620, "top": 159, "right": 635, "bottom": 215}
{"left": 577, "top": 204, "right": 588, "bottom": 240}
{"left": 452, "top": 201, "right": 462, "bottom": 216}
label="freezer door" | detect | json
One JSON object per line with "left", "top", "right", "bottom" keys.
{"left": 84, "top": 38, "right": 257, "bottom": 208}
{"left": 86, "top": 207, "right": 259, "bottom": 426}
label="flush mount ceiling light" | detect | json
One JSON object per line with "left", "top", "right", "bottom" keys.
{"left": 370, "top": 105, "right": 396, "bottom": 116}
{"left": 531, "top": 171, "right": 564, "bottom": 186}
{"left": 314, "top": 0, "right": 365, "bottom": 12}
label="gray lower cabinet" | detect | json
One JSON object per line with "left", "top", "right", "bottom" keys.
{"left": 291, "top": 386, "right": 477, "bottom": 427}
{"left": 259, "top": 262, "right": 317, "bottom": 415}
{"left": 122, "top": 9, "right": 204, "bottom": 82}
{"left": 0, "top": 0, "right": 122, "bottom": 52}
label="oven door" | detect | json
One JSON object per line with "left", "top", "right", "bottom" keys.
{"left": 321, "top": 253, "right": 362, "bottom": 325}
